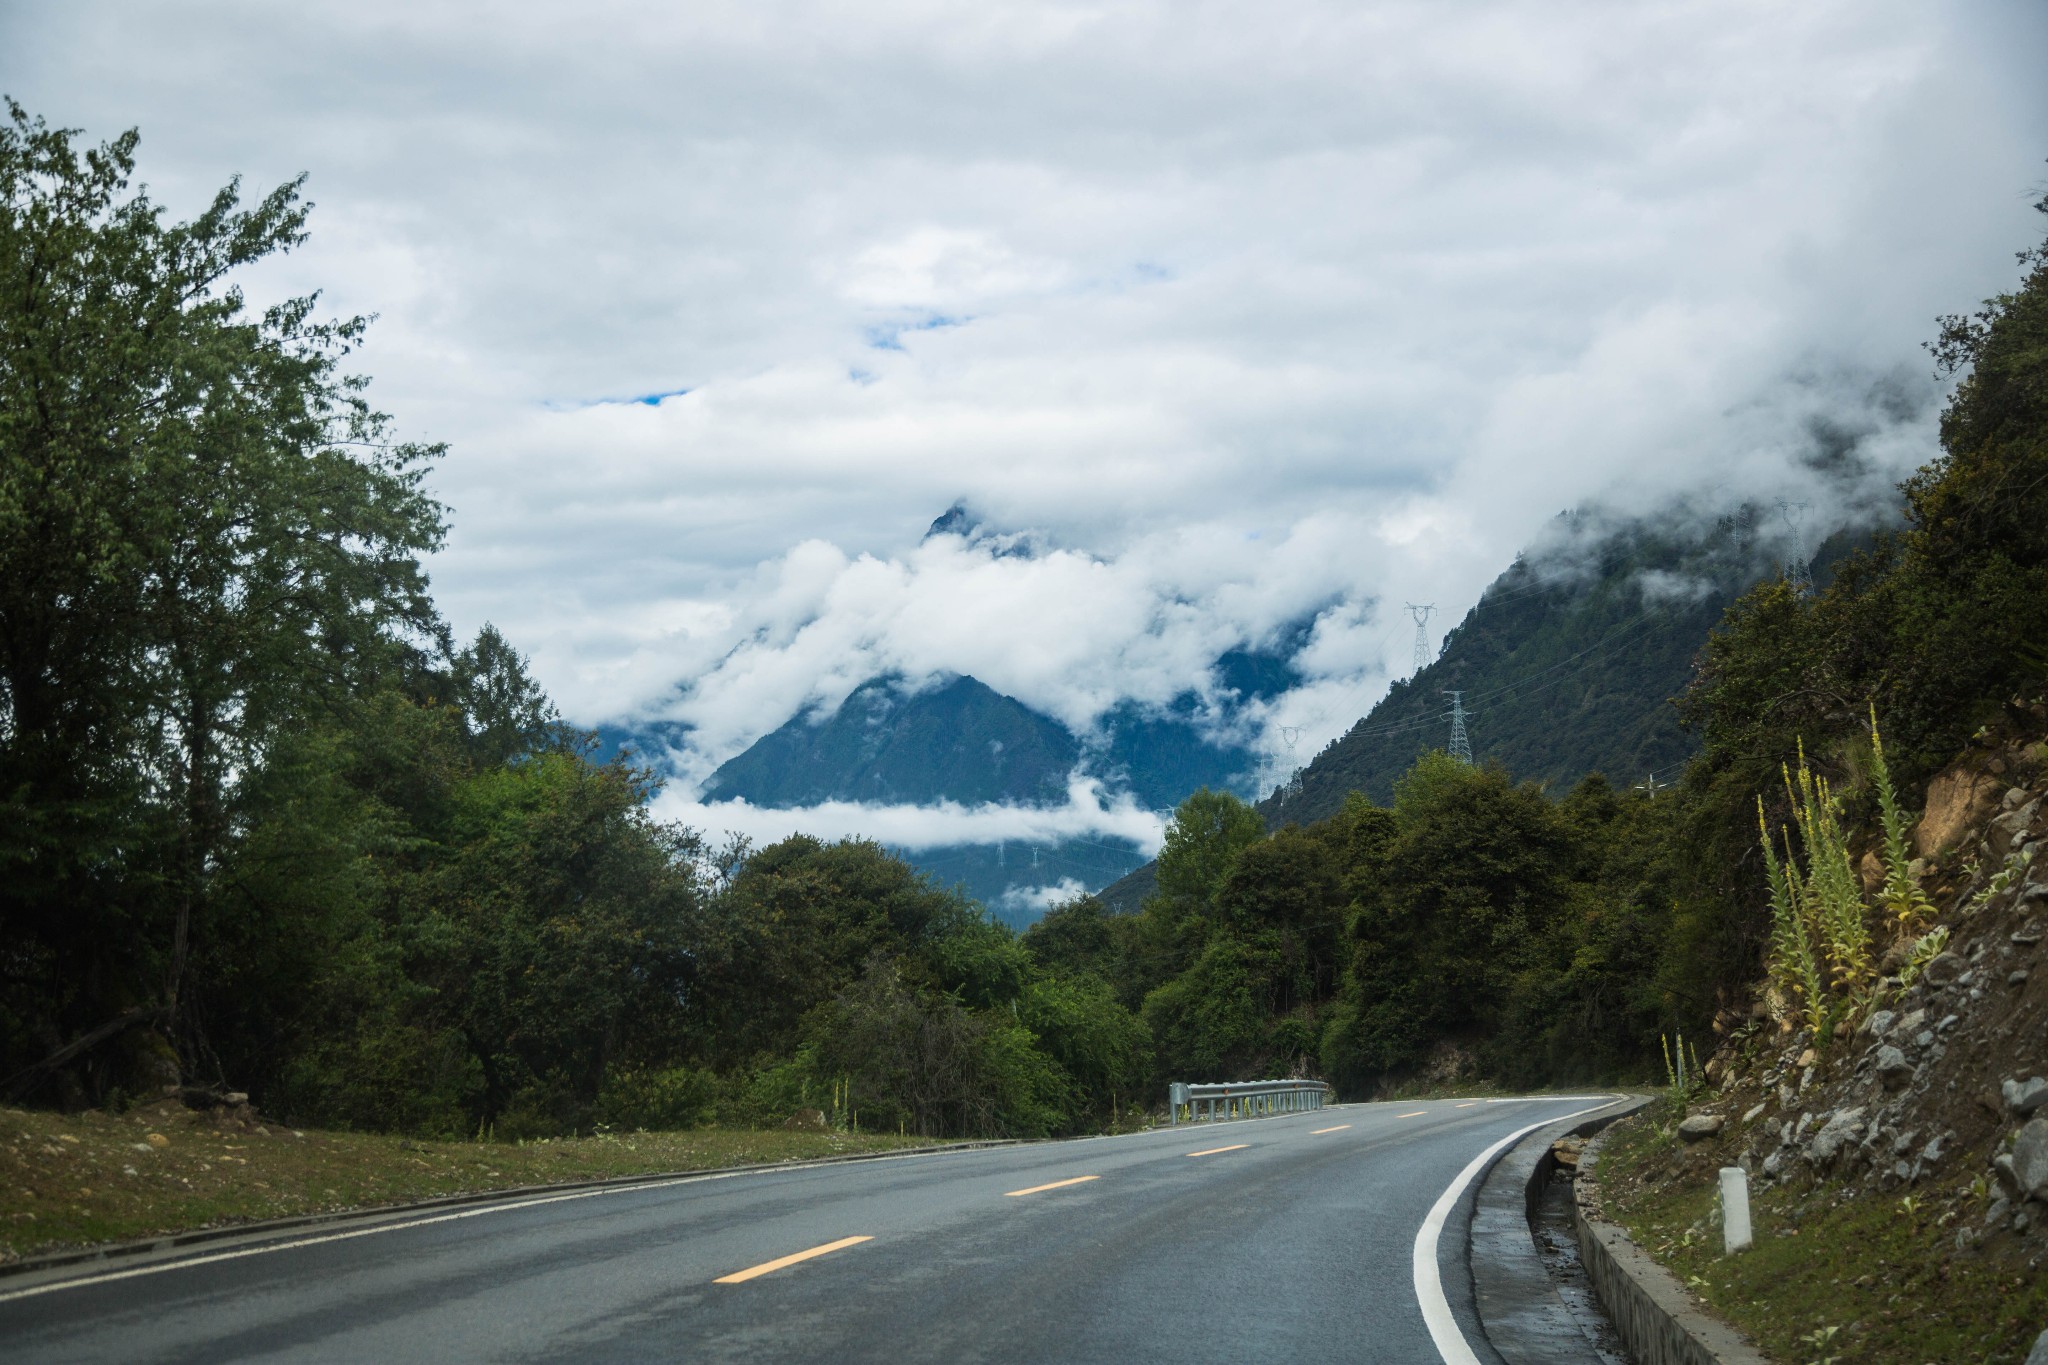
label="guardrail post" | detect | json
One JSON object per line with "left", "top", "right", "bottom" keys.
{"left": 1168, "top": 1078, "right": 1332, "bottom": 1127}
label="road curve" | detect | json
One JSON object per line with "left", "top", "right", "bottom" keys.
{"left": 0, "top": 1095, "right": 1615, "bottom": 1364}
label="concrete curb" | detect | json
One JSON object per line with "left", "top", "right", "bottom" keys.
{"left": 0, "top": 1136, "right": 1030, "bottom": 1287}
{"left": 1574, "top": 1123, "right": 1772, "bottom": 1365}
{"left": 1473, "top": 1096, "right": 1647, "bottom": 1364}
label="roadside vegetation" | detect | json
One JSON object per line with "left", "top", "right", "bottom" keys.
{"left": 0, "top": 1099, "right": 931, "bottom": 1265}
{"left": 1594, "top": 1102, "right": 2048, "bottom": 1363}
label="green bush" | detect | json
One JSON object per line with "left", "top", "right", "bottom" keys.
{"left": 595, "top": 1066, "right": 720, "bottom": 1132}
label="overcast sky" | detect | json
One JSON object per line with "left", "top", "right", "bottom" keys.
{"left": 7, "top": 0, "right": 2047, "bottom": 850}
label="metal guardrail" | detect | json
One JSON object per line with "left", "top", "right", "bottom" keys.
{"left": 1167, "top": 1078, "right": 1330, "bottom": 1126}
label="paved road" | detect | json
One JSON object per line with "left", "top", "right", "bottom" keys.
{"left": 0, "top": 1096, "right": 1615, "bottom": 1364}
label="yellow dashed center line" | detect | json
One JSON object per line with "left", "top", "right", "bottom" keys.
{"left": 1311, "top": 1124, "right": 1351, "bottom": 1134}
{"left": 1005, "top": 1175, "right": 1100, "bottom": 1197}
{"left": 714, "top": 1236, "right": 872, "bottom": 1284}
{"left": 1397, "top": 1110, "right": 1427, "bottom": 1118}
{"left": 1186, "top": 1144, "right": 1250, "bottom": 1157}
{"left": 1454, "top": 1102, "right": 1478, "bottom": 1108}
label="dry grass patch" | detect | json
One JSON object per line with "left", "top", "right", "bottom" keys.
{"left": 1, "top": 1100, "right": 944, "bottom": 1266}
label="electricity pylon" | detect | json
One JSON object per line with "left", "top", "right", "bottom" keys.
{"left": 1278, "top": 726, "right": 1305, "bottom": 804}
{"left": 1445, "top": 691, "right": 1472, "bottom": 765}
{"left": 1777, "top": 500, "right": 1812, "bottom": 596}
{"left": 1407, "top": 604, "right": 1435, "bottom": 677}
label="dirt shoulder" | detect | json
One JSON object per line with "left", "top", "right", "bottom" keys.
{"left": 1, "top": 1098, "right": 944, "bottom": 1268}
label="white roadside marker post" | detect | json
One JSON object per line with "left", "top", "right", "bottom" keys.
{"left": 1719, "top": 1166, "right": 1752, "bottom": 1254}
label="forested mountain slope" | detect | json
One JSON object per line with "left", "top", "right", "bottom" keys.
{"left": 1262, "top": 514, "right": 1872, "bottom": 825}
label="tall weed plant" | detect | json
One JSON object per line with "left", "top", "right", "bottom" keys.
{"left": 1869, "top": 709, "right": 1935, "bottom": 931}
{"left": 1759, "top": 728, "right": 1884, "bottom": 1036}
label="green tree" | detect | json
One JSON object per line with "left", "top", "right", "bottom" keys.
{"left": 0, "top": 103, "right": 445, "bottom": 1092}
{"left": 1154, "top": 788, "right": 1266, "bottom": 907}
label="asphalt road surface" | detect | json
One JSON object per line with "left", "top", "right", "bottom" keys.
{"left": 0, "top": 1095, "right": 1617, "bottom": 1364}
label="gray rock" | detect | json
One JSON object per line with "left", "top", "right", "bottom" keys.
{"left": 1923, "top": 952, "right": 1968, "bottom": 988}
{"left": 2014, "top": 1119, "right": 2048, "bottom": 1201}
{"left": 1779, "top": 1083, "right": 1796, "bottom": 1108}
{"left": 2027, "top": 1328, "right": 2048, "bottom": 1365}
{"left": 1807, "top": 1107, "right": 1866, "bottom": 1165}
{"left": 1989, "top": 1194, "right": 2014, "bottom": 1227}
{"left": 1896, "top": 1007, "right": 1927, "bottom": 1035}
{"left": 2015, "top": 922, "right": 2045, "bottom": 946}
{"left": 1762, "top": 1150, "right": 1785, "bottom": 1177}
{"left": 2019, "top": 1208, "right": 2036, "bottom": 1235}
{"left": 1938, "top": 1013, "right": 1961, "bottom": 1032}
{"left": 1741, "top": 1102, "right": 1765, "bottom": 1124}
{"left": 1997, "top": 1152, "right": 2021, "bottom": 1195}
{"left": 2015, "top": 971, "right": 2034, "bottom": 987}
{"left": 1992, "top": 800, "right": 2042, "bottom": 855}
{"left": 2005, "top": 1077, "right": 2048, "bottom": 1115}
{"left": 1921, "top": 1133, "right": 1949, "bottom": 1167}
{"left": 1677, "top": 1113, "right": 1725, "bottom": 1142}
{"left": 1875, "top": 1045, "right": 1915, "bottom": 1090}
{"left": 1893, "top": 1128, "right": 1919, "bottom": 1154}
{"left": 1793, "top": 1111, "right": 1817, "bottom": 1142}
{"left": 2005, "top": 787, "right": 2032, "bottom": 812}
{"left": 1863, "top": 1008, "right": 1897, "bottom": 1038}
{"left": 1914, "top": 1029, "right": 1936, "bottom": 1049}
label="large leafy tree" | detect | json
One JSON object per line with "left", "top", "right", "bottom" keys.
{"left": 0, "top": 102, "right": 445, "bottom": 1091}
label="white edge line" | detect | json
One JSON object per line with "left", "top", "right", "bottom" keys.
{"left": 1411, "top": 1095, "right": 1624, "bottom": 1365}
{"left": 0, "top": 1143, "right": 957, "bottom": 1307}
{"left": 0, "top": 1177, "right": 716, "bottom": 1305}
{"left": 0, "top": 1139, "right": 1030, "bottom": 1305}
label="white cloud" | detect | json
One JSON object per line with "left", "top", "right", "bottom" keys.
{"left": 7, "top": 0, "right": 2046, "bottom": 847}
{"left": 651, "top": 777, "right": 1168, "bottom": 855}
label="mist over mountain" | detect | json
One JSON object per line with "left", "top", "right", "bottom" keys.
{"left": 1263, "top": 511, "right": 1764, "bottom": 821}
{"left": 1096, "top": 503, "right": 1884, "bottom": 910}
{"left": 680, "top": 603, "right": 1307, "bottom": 921}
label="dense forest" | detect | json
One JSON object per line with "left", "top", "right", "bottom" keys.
{"left": 5, "top": 102, "right": 2045, "bottom": 1141}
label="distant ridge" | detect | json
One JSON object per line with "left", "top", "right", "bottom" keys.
{"left": 705, "top": 675, "right": 1078, "bottom": 808}
{"left": 1095, "top": 509, "right": 1857, "bottom": 912}
{"left": 1260, "top": 514, "right": 1757, "bottom": 824}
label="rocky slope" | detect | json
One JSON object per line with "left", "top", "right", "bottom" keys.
{"left": 1706, "top": 702, "right": 2048, "bottom": 1240}
{"left": 1602, "top": 694, "right": 2048, "bottom": 1359}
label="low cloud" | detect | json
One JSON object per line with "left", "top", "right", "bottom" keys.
{"left": 997, "top": 878, "right": 1091, "bottom": 917}
{"left": 650, "top": 776, "right": 1169, "bottom": 856}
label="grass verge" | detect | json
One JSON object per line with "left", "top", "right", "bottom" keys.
{"left": 2, "top": 1098, "right": 946, "bottom": 1267}
{"left": 1593, "top": 1105, "right": 2048, "bottom": 1364}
